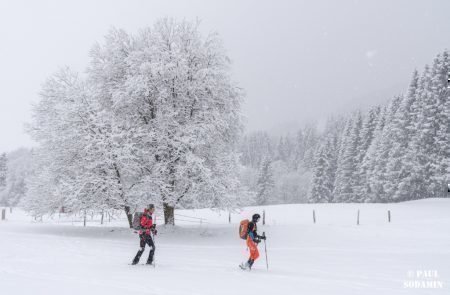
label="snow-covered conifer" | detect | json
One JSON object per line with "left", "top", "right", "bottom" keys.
{"left": 256, "top": 158, "right": 275, "bottom": 205}
{"left": 309, "top": 146, "right": 331, "bottom": 203}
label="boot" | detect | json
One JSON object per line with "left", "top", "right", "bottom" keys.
{"left": 247, "top": 259, "right": 255, "bottom": 269}
{"left": 239, "top": 259, "right": 254, "bottom": 271}
{"left": 146, "top": 248, "right": 155, "bottom": 265}
{"left": 146, "top": 256, "right": 153, "bottom": 265}
{"left": 132, "top": 249, "right": 144, "bottom": 265}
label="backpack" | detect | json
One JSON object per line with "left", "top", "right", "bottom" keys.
{"left": 239, "top": 219, "right": 250, "bottom": 240}
{"left": 132, "top": 212, "right": 144, "bottom": 230}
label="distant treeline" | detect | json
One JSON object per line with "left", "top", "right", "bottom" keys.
{"left": 239, "top": 51, "right": 450, "bottom": 204}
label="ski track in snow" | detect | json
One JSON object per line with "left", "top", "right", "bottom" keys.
{"left": 1, "top": 199, "right": 450, "bottom": 295}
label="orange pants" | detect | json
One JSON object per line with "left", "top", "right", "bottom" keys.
{"left": 246, "top": 237, "right": 259, "bottom": 260}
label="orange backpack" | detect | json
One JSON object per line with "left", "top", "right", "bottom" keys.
{"left": 239, "top": 219, "right": 250, "bottom": 239}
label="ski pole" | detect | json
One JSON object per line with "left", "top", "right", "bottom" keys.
{"left": 152, "top": 231, "right": 156, "bottom": 268}
{"left": 263, "top": 232, "right": 268, "bottom": 271}
{"left": 153, "top": 212, "right": 157, "bottom": 268}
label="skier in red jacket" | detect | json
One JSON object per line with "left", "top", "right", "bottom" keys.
{"left": 131, "top": 204, "right": 157, "bottom": 265}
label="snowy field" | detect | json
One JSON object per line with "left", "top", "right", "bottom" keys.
{"left": 1, "top": 199, "right": 449, "bottom": 295}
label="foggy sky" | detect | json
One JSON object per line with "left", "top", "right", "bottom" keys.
{"left": 1, "top": 0, "right": 449, "bottom": 153}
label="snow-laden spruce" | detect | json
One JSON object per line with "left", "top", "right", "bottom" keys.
{"left": 24, "top": 19, "right": 245, "bottom": 225}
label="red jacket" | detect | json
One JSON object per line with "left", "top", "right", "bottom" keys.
{"left": 139, "top": 209, "right": 154, "bottom": 235}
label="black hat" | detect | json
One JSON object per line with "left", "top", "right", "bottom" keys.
{"left": 147, "top": 204, "right": 155, "bottom": 210}
{"left": 252, "top": 214, "right": 261, "bottom": 222}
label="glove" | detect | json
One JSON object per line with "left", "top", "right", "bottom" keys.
{"left": 152, "top": 229, "right": 158, "bottom": 236}
{"left": 151, "top": 224, "right": 157, "bottom": 229}
{"left": 259, "top": 235, "right": 266, "bottom": 240}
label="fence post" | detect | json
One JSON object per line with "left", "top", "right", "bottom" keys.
{"left": 388, "top": 210, "right": 391, "bottom": 223}
{"left": 313, "top": 210, "right": 316, "bottom": 224}
{"left": 10, "top": 207, "right": 12, "bottom": 213}
{"left": 101, "top": 210, "right": 104, "bottom": 225}
{"left": 357, "top": 210, "right": 360, "bottom": 225}
{"left": 1, "top": 209, "right": 5, "bottom": 220}
{"left": 228, "top": 212, "right": 231, "bottom": 224}
{"left": 83, "top": 210, "right": 87, "bottom": 227}
{"left": 262, "top": 210, "right": 266, "bottom": 225}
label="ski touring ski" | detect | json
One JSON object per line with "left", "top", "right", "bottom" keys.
{"left": 239, "top": 262, "right": 250, "bottom": 271}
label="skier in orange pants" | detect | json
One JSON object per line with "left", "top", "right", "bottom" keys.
{"left": 247, "top": 234, "right": 260, "bottom": 261}
{"left": 240, "top": 214, "right": 265, "bottom": 270}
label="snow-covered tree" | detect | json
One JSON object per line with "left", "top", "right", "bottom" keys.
{"left": 383, "top": 71, "right": 419, "bottom": 201}
{"left": 430, "top": 52, "right": 450, "bottom": 197}
{"left": 401, "top": 65, "right": 439, "bottom": 200}
{"left": 25, "top": 65, "right": 145, "bottom": 226}
{"left": 367, "top": 96, "right": 402, "bottom": 202}
{"left": 294, "top": 124, "right": 319, "bottom": 170}
{"left": 1, "top": 149, "right": 33, "bottom": 207}
{"left": 309, "top": 146, "right": 331, "bottom": 203}
{"left": 0, "top": 153, "right": 7, "bottom": 205}
{"left": 333, "top": 112, "right": 363, "bottom": 202}
{"left": 97, "top": 19, "right": 244, "bottom": 224}
{"left": 277, "top": 135, "right": 294, "bottom": 163}
{"left": 354, "top": 106, "right": 380, "bottom": 199}
{"left": 256, "top": 158, "right": 275, "bottom": 205}
{"left": 239, "top": 131, "right": 274, "bottom": 169}
{"left": 27, "top": 19, "right": 245, "bottom": 225}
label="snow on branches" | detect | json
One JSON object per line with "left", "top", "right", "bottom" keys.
{"left": 24, "top": 19, "right": 245, "bottom": 225}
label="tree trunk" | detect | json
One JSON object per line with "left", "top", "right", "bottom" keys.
{"left": 163, "top": 202, "right": 175, "bottom": 225}
{"left": 83, "top": 210, "right": 87, "bottom": 227}
{"left": 124, "top": 206, "right": 133, "bottom": 228}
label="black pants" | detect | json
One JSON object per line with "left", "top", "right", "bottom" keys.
{"left": 132, "top": 233, "right": 155, "bottom": 265}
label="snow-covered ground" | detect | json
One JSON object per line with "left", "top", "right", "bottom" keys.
{"left": 1, "top": 199, "right": 449, "bottom": 295}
